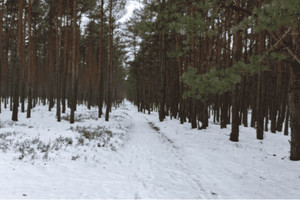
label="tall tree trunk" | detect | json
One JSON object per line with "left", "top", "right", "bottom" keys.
{"left": 56, "top": 0, "right": 63, "bottom": 122}
{"left": 230, "top": 85, "right": 240, "bottom": 142}
{"left": 27, "top": 0, "right": 32, "bottom": 118}
{"left": 12, "top": 0, "right": 24, "bottom": 121}
{"left": 256, "top": 32, "right": 265, "bottom": 140}
{"left": 289, "top": 25, "right": 300, "bottom": 160}
{"left": 230, "top": 0, "right": 241, "bottom": 142}
{"left": 0, "top": 0, "right": 3, "bottom": 113}
{"left": 105, "top": 0, "right": 113, "bottom": 121}
{"left": 270, "top": 66, "right": 278, "bottom": 133}
{"left": 70, "top": 0, "right": 77, "bottom": 124}
{"left": 98, "top": 0, "right": 104, "bottom": 118}
{"left": 20, "top": 4, "right": 26, "bottom": 114}
{"left": 289, "top": 66, "right": 300, "bottom": 160}
{"left": 159, "top": 0, "right": 166, "bottom": 122}
{"left": 48, "top": 4, "right": 55, "bottom": 112}
{"left": 62, "top": 0, "right": 69, "bottom": 114}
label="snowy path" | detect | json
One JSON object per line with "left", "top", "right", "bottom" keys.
{"left": 114, "top": 109, "right": 213, "bottom": 198}
{"left": 0, "top": 103, "right": 213, "bottom": 199}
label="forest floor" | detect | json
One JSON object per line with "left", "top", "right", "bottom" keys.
{"left": 0, "top": 100, "right": 299, "bottom": 199}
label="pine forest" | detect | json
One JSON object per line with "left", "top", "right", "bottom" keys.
{"left": 0, "top": 0, "right": 300, "bottom": 198}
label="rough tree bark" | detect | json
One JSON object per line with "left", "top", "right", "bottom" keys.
{"left": 70, "top": 0, "right": 77, "bottom": 124}
{"left": 159, "top": 0, "right": 166, "bottom": 122}
{"left": 105, "top": 0, "right": 113, "bottom": 121}
{"left": 56, "top": 0, "right": 63, "bottom": 122}
{"left": 12, "top": 0, "right": 24, "bottom": 121}
{"left": 230, "top": 0, "right": 242, "bottom": 142}
{"left": 289, "top": 26, "right": 300, "bottom": 160}
{"left": 0, "top": 0, "right": 3, "bottom": 113}
{"left": 98, "top": 0, "right": 104, "bottom": 118}
{"left": 26, "top": 0, "right": 32, "bottom": 118}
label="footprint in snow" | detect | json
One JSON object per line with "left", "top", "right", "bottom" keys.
{"left": 211, "top": 192, "right": 217, "bottom": 196}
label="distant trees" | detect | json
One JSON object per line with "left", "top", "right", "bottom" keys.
{"left": 0, "top": 0, "right": 126, "bottom": 123}
{"left": 126, "top": 0, "right": 300, "bottom": 160}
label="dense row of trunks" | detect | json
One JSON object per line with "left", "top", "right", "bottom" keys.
{"left": 0, "top": 0, "right": 125, "bottom": 123}
{"left": 127, "top": 0, "right": 300, "bottom": 160}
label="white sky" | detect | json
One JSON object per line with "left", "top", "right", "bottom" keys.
{"left": 81, "top": 0, "right": 143, "bottom": 65}
{"left": 119, "top": 0, "right": 143, "bottom": 23}
{"left": 81, "top": 0, "right": 143, "bottom": 28}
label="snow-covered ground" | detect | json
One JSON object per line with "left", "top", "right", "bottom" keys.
{"left": 0, "top": 100, "right": 299, "bottom": 199}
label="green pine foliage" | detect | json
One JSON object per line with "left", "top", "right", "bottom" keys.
{"left": 181, "top": 50, "right": 289, "bottom": 100}
{"left": 181, "top": 55, "right": 267, "bottom": 99}
{"left": 254, "top": 0, "right": 300, "bottom": 33}
{"left": 181, "top": 0, "right": 297, "bottom": 100}
{"left": 233, "top": 0, "right": 300, "bottom": 33}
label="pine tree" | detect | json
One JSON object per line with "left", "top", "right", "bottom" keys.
{"left": 98, "top": 0, "right": 104, "bottom": 118}
{"left": 55, "top": 0, "right": 63, "bottom": 122}
{"left": 105, "top": 0, "right": 114, "bottom": 122}
{"left": 70, "top": 0, "right": 77, "bottom": 124}
{"left": 12, "top": 0, "right": 25, "bottom": 122}
{"left": 0, "top": 0, "right": 3, "bottom": 114}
